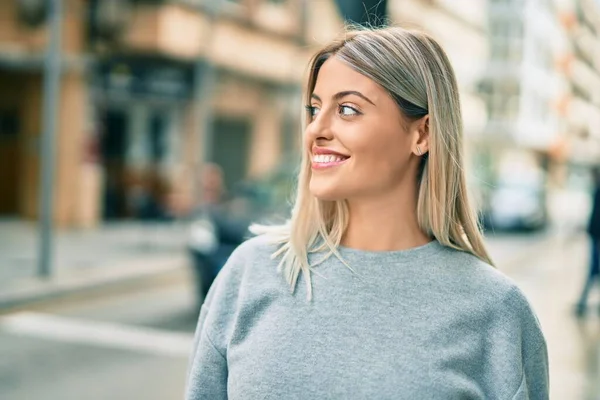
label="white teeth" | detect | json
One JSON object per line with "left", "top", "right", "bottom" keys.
{"left": 313, "top": 154, "right": 346, "bottom": 163}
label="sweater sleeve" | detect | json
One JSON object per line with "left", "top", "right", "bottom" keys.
{"left": 185, "top": 304, "right": 228, "bottom": 400}
{"left": 511, "top": 342, "right": 549, "bottom": 400}
{"left": 492, "top": 286, "right": 549, "bottom": 400}
{"left": 185, "top": 240, "right": 250, "bottom": 400}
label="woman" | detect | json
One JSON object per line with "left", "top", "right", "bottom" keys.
{"left": 186, "top": 27, "right": 548, "bottom": 399}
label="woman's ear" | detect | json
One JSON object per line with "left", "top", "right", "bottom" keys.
{"left": 413, "top": 115, "right": 429, "bottom": 156}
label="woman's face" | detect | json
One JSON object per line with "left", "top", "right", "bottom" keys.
{"left": 305, "top": 56, "right": 426, "bottom": 202}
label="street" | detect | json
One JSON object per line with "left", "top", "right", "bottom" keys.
{"left": 498, "top": 233, "right": 600, "bottom": 400}
{"left": 0, "top": 232, "right": 599, "bottom": 399}
{"left": 0, "top": 278, "right": 198, "bottom": 400}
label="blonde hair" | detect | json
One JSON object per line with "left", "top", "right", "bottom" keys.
{"left": 252, "top": 26, "right": 493, "bottom": 300}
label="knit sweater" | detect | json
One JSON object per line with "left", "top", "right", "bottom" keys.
{"left": 186, "top": 235, "right": 548, "bottom": 400}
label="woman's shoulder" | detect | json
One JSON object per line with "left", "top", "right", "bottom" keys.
{"left": 218, "top": 233, "right": 279, "bottom": 268}
{"left": 437, "top": 245, "right": 544, "bottom": 339}
{"left": 196, "top": 235, "right": 282, "bottom": 350}
{"left": 207, "top": 235, "right": 281, "bottom": 295}
{"left": 435, "top": 244, "right": 529, "bottom": 305}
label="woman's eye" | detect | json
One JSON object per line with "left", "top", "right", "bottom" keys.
{"left": 339, "top": 105, "right": 359, "bottom": 116}
{"left": 306, "top": 105, "right": 320, "bottom": 118}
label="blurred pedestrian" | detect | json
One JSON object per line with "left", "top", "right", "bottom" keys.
{"left": 187, "top": 163, "right": 249, "bottom": 307}
{"left": 575, "top": 167, "right": 600, "bottom": 316}
{"left": 198, "top": 162, "right": 226, "bottom": 207}
{"left": 186, "top": 27, "right": 548, "bottom": 400}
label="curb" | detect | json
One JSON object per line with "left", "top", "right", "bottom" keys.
{"left": 0, "top": 255, "right": 190, "bottom": 313}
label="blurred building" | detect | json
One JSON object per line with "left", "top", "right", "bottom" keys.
{"left": 557, "top": 0, "right": 600, "bottom": 166}
{"left": 448, "top": 0, "right": 598, "bottom": 231}
{"left": 476, "top": 0, "right": 571, "bottom": 195}
{"left": 8, "top": 0, "right": 596, "bottom": 231}
{"left": 390, "top": 0, "right": 490, "bottom": 206}
{"left": 0, "top": 0, "right": 343, "bottom": 228}
{"left": 391, "top": 0, "right": 489, "bottom": 136}
{"left": 391, "top": 0, "right": 599, "bottom": 229}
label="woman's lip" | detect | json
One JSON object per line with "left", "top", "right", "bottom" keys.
{"left": 312, "top": 147, "right": 350, "bottom": 157}
{"left": 311, "top": 157, "right": 349, "bottom": 170}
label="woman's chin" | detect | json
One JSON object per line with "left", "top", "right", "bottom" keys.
{"left": 309, "top": 183, "right": 344, "bottom": 201}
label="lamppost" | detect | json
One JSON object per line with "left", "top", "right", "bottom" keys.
{"left": 191, "top": 0, "right": 225, "bottom": 208}
{"left": 37, "top": 0, "right": 63, "bottom": 278}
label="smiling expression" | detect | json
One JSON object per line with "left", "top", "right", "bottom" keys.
{"left": 304, "top": 56, "right": 420, "bottom": 202}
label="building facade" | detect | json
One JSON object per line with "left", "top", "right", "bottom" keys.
{"left": 0, "top": 0, "right": 343, "bottom": 228}
{"left": 390, "top": 0, "right": 599, "bottom": 224}
{"left": 7, "top": 0, "right": 592, "bottom": 229}
{"left": 389, "top": 0, "right": 491, "bottom": 206}
{"left": 557, "top": 0, "right": 600, "bottom": 166}
{"left": 472, "top": 0, "right": 577, "bottom": 223}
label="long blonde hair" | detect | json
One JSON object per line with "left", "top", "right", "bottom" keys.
{"left": 252, "top": 26, "right": 493, "bottom": 300}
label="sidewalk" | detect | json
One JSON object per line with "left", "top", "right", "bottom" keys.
{"left": 497, "top": 232, "right": 600, "bottom": 399}
{"left": 485, "top": 229, "right": 565, "bottom": 271}
{"left": 0, "top": 219, "right": 191, "bottom": 310}
{"left": 0, "top": 217, "right": 566, "bottom": 310}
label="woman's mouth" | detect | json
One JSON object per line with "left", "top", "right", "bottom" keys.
{"left": 311, "top": 154, "right": 350, "bottom": 169}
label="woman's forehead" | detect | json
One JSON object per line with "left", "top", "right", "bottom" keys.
{"left": 313, "top": 57, "right": 382, "bottom": 100}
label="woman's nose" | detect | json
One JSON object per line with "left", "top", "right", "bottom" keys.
{"left": 306, "top": 113, "right": 334, "bottom": 142}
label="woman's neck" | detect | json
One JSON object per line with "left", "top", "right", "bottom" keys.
{"left": 341, "top": 189, "right": 431, "bottom": 252}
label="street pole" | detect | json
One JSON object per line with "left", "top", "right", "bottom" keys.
{"left": 282, "top": 0, "right": 309, "bottom": 159}
{"left": 37, "top": 0, "right": 63, "bottom": 278}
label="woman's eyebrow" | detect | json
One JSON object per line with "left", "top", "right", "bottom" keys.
{"left": 334, "top": 90, "right": 375, "bottom": 105}
{"left": 310, "top": 91, "right": 375, "bottom": 106}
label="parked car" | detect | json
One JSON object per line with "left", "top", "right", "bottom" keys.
{"left": 483, "top": 178, "right": 548, "bottom": 232}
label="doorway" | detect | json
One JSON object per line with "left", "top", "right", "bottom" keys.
{"left": 0, "top": 108, "right": 21, "bottom": 215}
{"left": 211, "top": 117, "right": 252, "bottom": 193}
{"left": 100, "top": 109, "right": 128, "bottom": 220}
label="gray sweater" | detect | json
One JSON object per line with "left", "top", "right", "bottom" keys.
{"left": 186, "top": 235, "right": 548, "bottom": 400}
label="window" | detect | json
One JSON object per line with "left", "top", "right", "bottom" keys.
{"left": 507, "top": 95, "right": 520, "bottom": 119}
{"left": 148, "top": 113, "right": 167, "bottom": 163}
{"left": 0, "top": 110, "right": 19, "bottom": 137}
{"left": 491, "top": 40, "right": 510, "bottom": 60}
{"left": 508, "top": 41, "right": 522, "bottom": 63}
